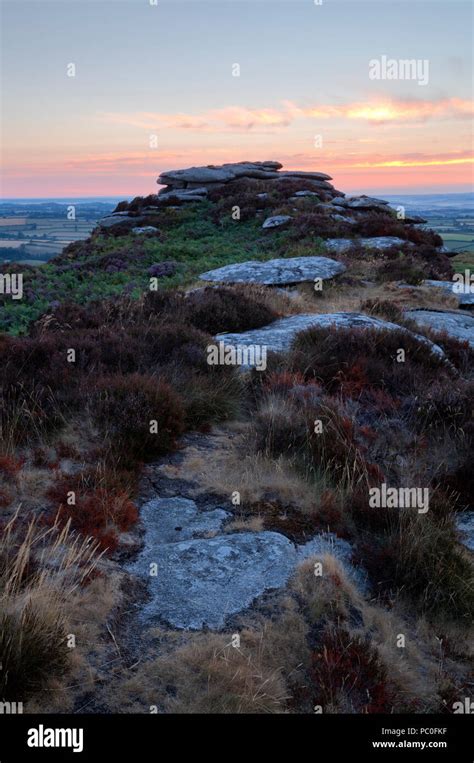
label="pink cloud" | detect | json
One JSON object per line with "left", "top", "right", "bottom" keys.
{"left": 99, "top": 97, "right": 474, "bottom": 132}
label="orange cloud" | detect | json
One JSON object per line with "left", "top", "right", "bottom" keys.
{"left": 100, "top": 97, "right": 474, "bottom": 132}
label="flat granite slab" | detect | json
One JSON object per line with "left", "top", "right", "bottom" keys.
{"left": 216, "top": 312, "right": 445, "bottom": 359}
{"left": 129, "top": 497, "right": 365, "bottom": 630}
{"left": 405, "top": 309, "right": 474, "bottom": 348}
{"left": 199, "top": 256, "right": 346, "bottom": 285}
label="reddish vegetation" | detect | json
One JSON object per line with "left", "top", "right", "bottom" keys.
{"left": 46, "top": 483, "right": 138, "bottom": 553}
{"left": 0, "top": 454, "right": 23, "bottom": 479}
{"left": 310, "top": 627, "right": 397, "bottom": 713}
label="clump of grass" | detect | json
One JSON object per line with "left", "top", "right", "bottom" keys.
{"left": 288, "top": 324, "right": 451, "bottom": 398}
{"left": 376, "top": 254, "right": 426, "bottom": 285}
{"left": 167, "top": 366, "right": 243, "bottom": 429}
{"left": 355, "top": 502, "right": 474, "bottom": 620}
{"left": 309, "top": 626, "right": 397, "bottom": 713}
{"left": 0, "top": 510, "right": 100, "bottom": 700}
{"left": 90, "top": 373, "right": 185, "bottom": 465}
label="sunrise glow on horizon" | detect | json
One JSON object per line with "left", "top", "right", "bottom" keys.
{"left": 1, "top": 0, "right": 473, "bottom": 198}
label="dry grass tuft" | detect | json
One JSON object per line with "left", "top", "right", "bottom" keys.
{"left": 0, "top": 509, "right": 101, "bottom": 701}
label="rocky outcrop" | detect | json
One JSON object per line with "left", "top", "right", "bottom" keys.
{"left": 129, "top": 496, "right": 364, "bottom": 630}
{"left": 405, "top": 309, "right": 474, "bottom": 348}
{"left": 199, "top": 256, "right": 346, "bottom": 285}
{"left": 159, "top": 161, "right": 283, "bottom": 186}
{"left": 95, "top": 163, "right": 449, "bottom": 280}
{"left": 156, "top": 160, "right": 342, "bottom": 201}
{"left": 216, "top": 312, "right": 445, "bottom": 361}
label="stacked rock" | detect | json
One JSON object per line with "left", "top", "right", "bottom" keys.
{"left": 97, "top": 160, "right": 415, "bottom": 232}
{"left": 156, "top": 160, "right": 343, "bottom": 202}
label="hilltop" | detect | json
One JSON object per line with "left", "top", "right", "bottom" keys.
{"left": 0, "top": 161, "right": 473, "bottom": 715}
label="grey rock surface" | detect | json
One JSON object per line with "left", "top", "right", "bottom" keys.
{"left": 293, "top": 190, "right": 320, "bottom": 197}
{"left": 158, "top": 186, "right": 208, "bottom": 198}
{"left": 332, "top": 195, "right": 390, "bottom": 210}
{"left": 129, "top": 497, "right": 365, "bottom": 630}
{"left": 138, "top": 497, "right": 229, "bottom": 545}
{"left": 159, "top": 166, "right": 235, "bottom": 185}
{"left": 157, "top": 189, "right": 207, "bottom": 202}
{"left": 199, "top": 256, "right": 346, "bottom": 285}
{"left": 423, "top": 280, "right": 474, "bottom": 306}
{"left": 217, "top": 312, "right": 445, "bottom": 359}
{"left": 158, "top": 161, "right": 283, "bottom": 187}
{"left": 132, "top": 226, "right": 159, "bottom": 235}
{"left": 324, "top": 236, "right": 409, "bottom": 254}
{"left": 405, "top": 309, "right": 474, "bottom": 348}
{"left": 262, "top": 215, "right": 293, "bottom": 229}
{"left": 278, "top": 170, "right": 333, "bottom": 181}
{"left": 98, "top": 214, "right": 146, "bottom": 229}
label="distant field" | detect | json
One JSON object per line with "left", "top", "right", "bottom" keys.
{"left": 0, "top": 217, "right": 98, "bottom": 261}
{"left": 440, "top": 233, "right": 474, "bottom": 254}
{"left": 452, "top": 250, "right": 474, "bottom": 272}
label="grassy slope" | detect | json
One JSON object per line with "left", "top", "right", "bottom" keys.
{"left": 2, "top": 203, "right": 325, "bottom": 335}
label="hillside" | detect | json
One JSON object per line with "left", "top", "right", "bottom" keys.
{"left": 0, "top": 161, "right": 473, "bottom": 715}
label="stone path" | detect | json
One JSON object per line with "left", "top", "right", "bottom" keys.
{"left": 129, "top": 433, "right": 366, "bottom": 631}
{"left": 129, "top": 502, "right": 358, "bottom": 630}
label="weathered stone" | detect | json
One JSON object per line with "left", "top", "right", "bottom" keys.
{"left": 422, "top": 280, "right": 474, "bottom": 306}
{"left": 138, "top": 497, "right": 229, "bottom": 545}
{"left": 157, "top": 188, "right": 207, "bottom": 203}
{"left": 262, "top": 215, "right": 293, "bottom": 229}
{"left": 278, "top": 170, "right": 333, "bottom": 181}
{"left": 217, "top": 312, "right": 445, "bottom": 359}
{"left": 199, "top": 256, "right": 346, "bottom": 286}
{"left": 324, "top": 236, "right": 409, "bottom": 254}
{"left": 158, "top": 161, "right": 283, "bottom": 187}
{"left": 331, "top": 214, "right": 357, "bottom": 224}
{"left": 98, "top": 214, "right": 146, "bottom": 229}
{"left": 332, "top": 195, "right": 390, "bottom": 210}
{"left": 293, "top": 190, "right": 320, "bottom": 197}
{"left": 405, "top": 309, "right": 474, "bottom": 348}
{"left": 158, "top": 166, "right": 235, "bottom": 185}
{"left": 132, "top": 226, "right": 159, "bottom": 235}
{"left": 220, "top": 163, "right": 279, "bottom": 179}
{"left": 158, "top": 186, "right": 208, "bottom": 197}
{"left": 129, "top": 495, "right": 365, "bottom": 630}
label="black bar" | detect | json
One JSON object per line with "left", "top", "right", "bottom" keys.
{"left": 0, "top": 713, "right": 472, "bottom": 761}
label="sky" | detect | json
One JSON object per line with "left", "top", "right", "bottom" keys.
{"left": 1, "top": 0, "right": 473, "bottom": 197}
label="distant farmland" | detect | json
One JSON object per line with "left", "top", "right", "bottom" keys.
{"left": 0, "top": 218, "right": 97, "bottom": 262}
